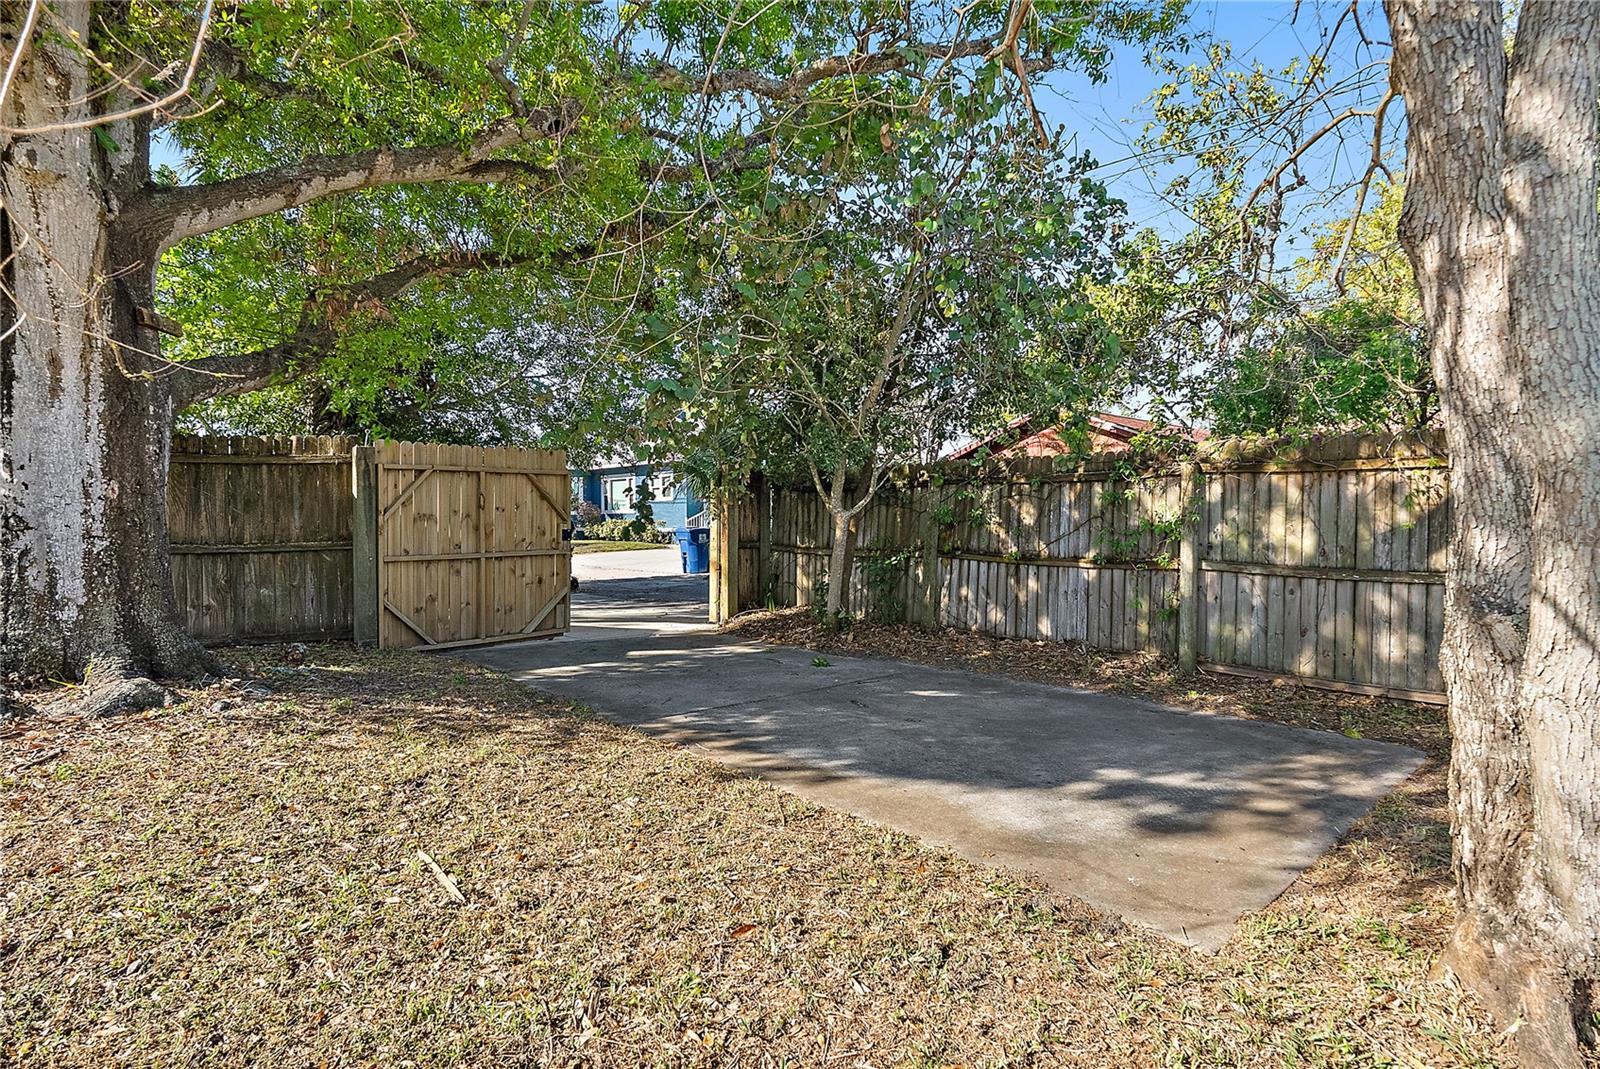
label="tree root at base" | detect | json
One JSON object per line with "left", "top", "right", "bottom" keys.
{"left": 1441, "top": 914, "right": 1593, "bottom": 1069}
{"left": 69, "top": 672, "right": 175, "bottom": 719}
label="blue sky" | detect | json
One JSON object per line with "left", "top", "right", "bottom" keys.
{"left": 1018, "top": 0, "right": 1393, "bottom": 417}
{"left": 1033, "top": 0, "right": 1391, "bottom": 242}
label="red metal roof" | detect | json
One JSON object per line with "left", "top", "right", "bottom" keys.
{"left": 945, "top": 412, "right": 1205, "bottom": 461}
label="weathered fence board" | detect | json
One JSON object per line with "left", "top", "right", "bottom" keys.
{"left": 742, "top": 433, "right": 1450, "bottom": 703}
{"left": 169, "top": 436, "right": 572, "bottom": 650}
{"left": 168, "top": 434, "right": 357, "bottom": 644}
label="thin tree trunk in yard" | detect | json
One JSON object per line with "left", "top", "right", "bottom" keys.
{"left": 824, "top": 512, "right": 853, "bottom": 627}
{"left": 814, "top": 282, "right": 921, "bottom": 629}
{"left": 1, "top": 7, "right": 217, "bottom": 708}
{"left": 819, "top": 459, "right": 879, "bottom": 629}
{"left": 1389, "top": 2, "right": 1598, "bottom": 1063}
{"left": 823, "top": 465, "right": 854, "bottom": 629}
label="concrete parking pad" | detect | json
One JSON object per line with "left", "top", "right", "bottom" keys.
{"left": 468, "top": 577, "right": 1423, "bottom": 950}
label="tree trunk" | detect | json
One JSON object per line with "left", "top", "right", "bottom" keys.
{"left": 820, "top": 460, "right": 877, "bottom": 630}
{"left": 1, "top": 7, "right": 217, "bottom": 708}
{"left": 823, "top": 490, "right": 853, "bottom": 630}
{"left": 1389, "top": 2, "right": 1599, "bottom": 1063}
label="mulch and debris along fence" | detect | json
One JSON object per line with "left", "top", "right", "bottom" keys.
{"left": 730, "top": 433, "right": 1451, "bottom": 704}
{"left": 168, "top": 435, "right": 570, "bottom": 649}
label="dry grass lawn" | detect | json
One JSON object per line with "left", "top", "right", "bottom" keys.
{"left": 3, "top": 641, "right": 1508, "bottom": 1067}
{"left": 573, "top": 541, "right": 676, "bottom": 555}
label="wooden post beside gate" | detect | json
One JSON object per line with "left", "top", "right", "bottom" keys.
{"left": 351, "top": 445, "right": 380, "bottom": 646}
{"left": 710, "top": 487, "right": 740, "bottom": 625}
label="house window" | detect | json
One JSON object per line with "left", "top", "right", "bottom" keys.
{"left": 649, "top": 470, "right": 679, "bottom": 500}
{"left": 602, "top": 475, "right": 634, "bottom": 512}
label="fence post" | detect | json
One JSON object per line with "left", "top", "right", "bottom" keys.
{"left": 351, "top": 445, "right": 380, "bottom": 646}
{"left": 754, "top": 474, "right": 771, "bottom": 607}
{"left": 913, "top": 483, "right": 943, "bottom": 627}
{"left": 708, "top": 488, "right": 720, "bottom": 624}
{"left": 1176, "top": 460, "right": 1203, "bottom": 673}
{"left": 710, "top": 487, "right": 740, "bottom": 624}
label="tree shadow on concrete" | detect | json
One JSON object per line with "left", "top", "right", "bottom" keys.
{"left": 477, "top": 632, "right": 1422, "bottom": 844}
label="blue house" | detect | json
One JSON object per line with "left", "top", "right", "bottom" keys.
{"left": 570, "top": 460, "right": 706, "bottom": 531}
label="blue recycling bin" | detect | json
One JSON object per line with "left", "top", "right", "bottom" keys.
{"left": 674, "top": 526, "right": 711, "bottom": 574}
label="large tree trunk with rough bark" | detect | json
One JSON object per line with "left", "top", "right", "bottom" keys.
{"left": 1387, "top": 2, "right": 1599, "bottom": 1064}
{"left": 1, "top": 8, "right": 217, "bottom": 709}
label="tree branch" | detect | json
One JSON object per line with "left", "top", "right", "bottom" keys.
{"left": 164, "top": 190, "right": 698, "bottom": 408}
{"left": 1332, "top": 86, "right": 1399, "bottom": 292}
{"left": 195, "top": 36, "right": 339, "bottom": 111}
{"left": 124, "top": 102, "right": 581, "bottom": 250}
{"left": 644, "top": 36, "right": 997, "bottom": 102}
{"left": 167, "top": 336, "right": 310, "bottom": 410}
{"left": 986, "top": 0, "right": 1049, "bottom": 147}
{"left": 168, "top": 245, "right": 588, "bottom": 408}
{"left": 124, "top": 25, "right": 1024, "bottom": 254}
{"left": 1238, "top": 71, "right": 1391, "bottom": 223}
{"left": 640, "top": 125, "right": 777, "bottom": 183}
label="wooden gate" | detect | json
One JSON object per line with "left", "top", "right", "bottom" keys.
{"left": 358, "top": 442, "right": 572, "bottom": 650}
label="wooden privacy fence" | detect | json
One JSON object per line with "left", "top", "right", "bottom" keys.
{"left": 168, "top": 435, "right": 571, "bottom": 650}
{"left": 169, "top": 435, "right": 356, "bottom": 644}
{"left": 721, "top": 433, "right": 1451, "bottom": 703}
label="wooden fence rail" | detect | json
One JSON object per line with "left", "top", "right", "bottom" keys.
{"left": 733, "top": 433, "right": 1451, "bottom": 704}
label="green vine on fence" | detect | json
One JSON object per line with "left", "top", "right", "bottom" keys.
{"left": 861, "top": 549, "right": 914, "bottom": 624}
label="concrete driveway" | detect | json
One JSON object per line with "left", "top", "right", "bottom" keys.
{"left": 470, "top": 561, "right": 1422, "bottom": 950}
{"left": 572, "top": 545, "right": 708, "bottom": 607}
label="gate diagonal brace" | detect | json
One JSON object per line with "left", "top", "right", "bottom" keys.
{"left": 521, "top": 471, "right": 563, "bottom": 518}
{"left": 520, "top": 586, "right": 570, "bottom": 635}
{"left": 380, "top": 468, "right": 437, "bottom": 527}
{"left": 382, "top": 599, "right": 437, "bottom": 645}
